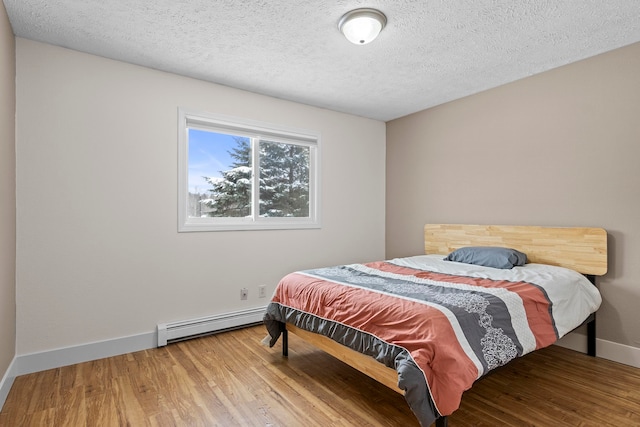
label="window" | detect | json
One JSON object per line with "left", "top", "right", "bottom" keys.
{"left": 178, "top": 109, "right": 320, "bottom": 231}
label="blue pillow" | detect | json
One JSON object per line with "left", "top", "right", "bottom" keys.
{"left": 443, "top": 246, "right": 528, "bottom": 269}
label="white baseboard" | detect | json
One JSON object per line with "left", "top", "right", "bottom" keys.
{"left": 555, "top": 332, "right": 640, "bottom": 368}
{"left": 12, "top": 331, "right": 157, "bottom": 377}
{"left": 0, "top": 357, "right": 16, "bottom": 411}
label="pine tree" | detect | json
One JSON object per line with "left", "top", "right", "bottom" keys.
{"left": 201, "top": 137, "right": 252, "bottom": 217}
{"left": 201, "top": 137, "right": 309, "bottom": 218}
{"left": 259, "top": 141, "right": 309, "bottom": 217}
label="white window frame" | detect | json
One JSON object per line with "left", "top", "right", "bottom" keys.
{"left": 178, "top": 108, "right": 321, "bottom": 232}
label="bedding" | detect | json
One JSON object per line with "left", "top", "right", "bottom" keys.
{"left": 264, "top": 254, "right": 601, "bottom": 427}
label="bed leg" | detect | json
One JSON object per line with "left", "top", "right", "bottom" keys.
{"left": 587, "top": 316, "right": 596, "bottom": 357}
{"left": 282, "top": 327, "right": 288, "bottom": 357}
{"left": 435, "top": 416, "right": 448, "bottom": 427}
{"left": 586, "top": 274, "right": 597, "bottom": 357}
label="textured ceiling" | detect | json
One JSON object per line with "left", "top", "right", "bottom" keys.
{"left": 4, "top": 0, "right": 640, "bottom": 121}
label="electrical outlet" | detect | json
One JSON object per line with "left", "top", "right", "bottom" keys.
{"left": 258, "top": 285, "right": 266, "bottom": 298}
{"left": 240, "top": 288, "right": 248, "bottom": 300}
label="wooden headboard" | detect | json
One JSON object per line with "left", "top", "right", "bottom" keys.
{"left": 424, "top": 224, "right": 607, "bottom": 276}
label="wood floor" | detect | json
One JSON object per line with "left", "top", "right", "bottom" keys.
{"left": 2, "top": 325, "right": 640, "bottom": 426}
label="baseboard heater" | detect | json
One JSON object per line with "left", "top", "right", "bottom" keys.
{"left": 157, "top": 306, "right": 267, "bottom": 346}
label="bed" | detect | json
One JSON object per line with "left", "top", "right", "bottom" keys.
{"left": 263, "top": 224, "right": 607, "bottom": 426}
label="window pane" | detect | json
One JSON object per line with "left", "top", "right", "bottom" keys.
{"left": 188, "top": 129, "right": 252, "bottom": 218}
{"left": 259, "top": 140, "right": 310, "bottom": 217}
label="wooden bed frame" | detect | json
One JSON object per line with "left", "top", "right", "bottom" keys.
{"left": 280, "top": 224, "right": 608, "bottom": 427}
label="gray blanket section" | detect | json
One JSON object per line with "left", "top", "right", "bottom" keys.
{"left": 264, "top": 303, "right": 439, "bottom": 427}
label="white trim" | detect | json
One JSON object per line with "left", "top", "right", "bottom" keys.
{"left": 251, "top": 136, "right": 260, "bottom": 220}
{"left": 178, "top": 217, "right": 321, "bottom": 232}
{"left": 183, "top": 109, "right": 319, "bottom": 144}
{"left": 0, "top": 357, "right": 17, "bottom": 411}
{"left": 597, "top": 338, "right": 640, "bottom": 368}
{"left": 13, "top": 332, "right": 156, "bottom": 377}
{"left": 555, "top": 332, "right": 640, "bottom": 368}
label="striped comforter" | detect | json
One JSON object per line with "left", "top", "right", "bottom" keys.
{"left": 264, "top": 255, "right": 601, "bottom": 426}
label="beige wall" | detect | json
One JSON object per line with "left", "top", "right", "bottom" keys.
{"left": 0, "top": 2, "right": 16, "bottom": 383}
{"left": 387, "top": 42, "right": 640, "bottom": 351}
{"left": 15, "top": 39, "right": 386, "bottom": 354}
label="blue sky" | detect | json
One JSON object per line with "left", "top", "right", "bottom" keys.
{"left": 188, "top": 129, "right": 240, "bottom": 194}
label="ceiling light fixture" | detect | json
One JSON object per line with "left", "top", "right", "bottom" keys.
{"left": 338, "top": 8, "right": 387, "bottom": 45}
